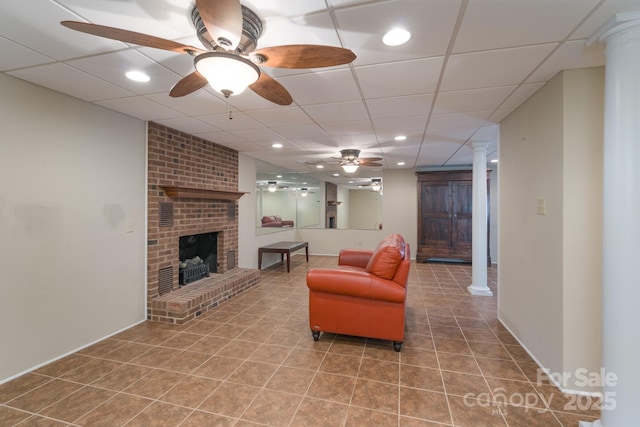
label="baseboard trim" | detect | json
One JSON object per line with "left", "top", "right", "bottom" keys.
{"left": 0, "top": 318, "right": 147, "bottom": 385}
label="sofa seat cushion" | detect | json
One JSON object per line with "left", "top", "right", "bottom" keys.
{"left": 365, "top": 234, "right": 406, "bottom": 280}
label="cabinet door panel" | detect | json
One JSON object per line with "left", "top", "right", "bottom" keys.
{"left": 420, "top": 183, "right": 451, "bottom": 250}
{"left": 452, "top": 181, "right": 472, "bottom": 257}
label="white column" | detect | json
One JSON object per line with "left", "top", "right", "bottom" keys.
{"left": 587, "top": 11, "right": 640, "bottom": 427}
{"left": 468, "top": 142, "right": 492, "bottom": 296}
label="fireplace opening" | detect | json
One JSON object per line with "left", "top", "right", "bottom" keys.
{"left": 179, "top": 232, "right": 218, "bottom": 286}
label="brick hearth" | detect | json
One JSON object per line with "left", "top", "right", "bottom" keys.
{"left": 149, "top": 268, "right": 260, "bottom": 324}
{"left": 147, "top": 122, "right": 256, "bottom": 324}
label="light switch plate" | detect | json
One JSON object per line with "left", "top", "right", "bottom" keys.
{"left": 536, "top": 199, "right": 546, "bottom": 215}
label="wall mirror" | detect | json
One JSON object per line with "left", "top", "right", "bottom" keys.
{"left": 255, "top": 159, "right": 383, "bottom": 234}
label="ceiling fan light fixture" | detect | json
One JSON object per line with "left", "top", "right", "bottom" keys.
{"left": 267, "top": 181, "right": 277, "bottom": 192}
{"left": 371, "top": 178, "right": 382, "bottom": 192}
{"left": 195, "top": 52, "right": 260, "bottom": 97}
{"left": 341, "top": 162, "right": 359, "bottom": 173}
{"left": 300, "top": 187, "right": 308, "bottom": 197}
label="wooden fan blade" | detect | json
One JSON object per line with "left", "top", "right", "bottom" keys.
{"left": 249, "top": 73, "right": 293, "bottom": 106}
{"left": 359, "top": 157, "right": 383, "bottom": 165}
{"left": 362, "top": 163, "right": 383, "bottom": 167}
{"left": 60, "top": 21, "right": 205, "bottom": 55}
{"left": 195, "top": 0, "right": 242, "bottom": 50}
{"left": 253, "top": 45, "right": 356, "bottom": 69}
{"left": 169, "top": 72, "right": 208, "bottom": 97}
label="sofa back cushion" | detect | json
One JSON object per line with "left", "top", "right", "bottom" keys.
{"left": 365, "top": 234, "right": 406, "bottom": 280}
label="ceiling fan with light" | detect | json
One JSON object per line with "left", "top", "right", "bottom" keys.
{"left": 306, "top": 149, "right": 383, "bottom": 173}
{"left": 60, "top": 0, "right": 356, "bottom": 105}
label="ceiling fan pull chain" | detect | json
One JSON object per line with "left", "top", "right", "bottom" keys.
{"left": 225, "top": 97, "right": 233, "bottom": 120}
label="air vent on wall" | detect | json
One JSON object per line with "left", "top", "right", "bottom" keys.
{"left": 159, "top": 202, "right": 174, "bottom": 227}
{"left": 158, "top": 266, "right": 173, "bottom": 295}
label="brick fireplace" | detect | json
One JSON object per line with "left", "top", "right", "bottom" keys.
{"left": 146, "top": 122, "right": 259, "bottom": 323}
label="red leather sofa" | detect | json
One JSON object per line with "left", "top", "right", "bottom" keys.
{"left": 261, "top": 215, "right": 294, "bottom": 227}
{"left": 306, "top": 234, "right": 411, "bottom": 351}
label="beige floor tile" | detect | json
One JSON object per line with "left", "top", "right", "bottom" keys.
{"left": 2, "top": 262, "right": 600, "bottom": 426}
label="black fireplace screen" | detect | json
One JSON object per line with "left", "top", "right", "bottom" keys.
{"left": 179, "top": 232, "right": 218, "bottom": 285}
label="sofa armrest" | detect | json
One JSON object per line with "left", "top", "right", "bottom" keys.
{"left": 338, "top": 249, "right": 373, "bottom": 269}
{"left": 306, "top": 268, "right": 405, "bottom": 303}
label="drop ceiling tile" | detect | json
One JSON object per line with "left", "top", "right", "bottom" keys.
{"left": 417, "top": 141, "right": 468, "bottom": 166}
{"left": 59, "top": 0, "right": 194, "bottom": 40}
{"left": 0, "top": 0, "right": 125, "bottom": 60}
{"left": 372, "top": 116, "right": 428, "bottom": 133}
{"left": 137, "top": 45, "right": 200, "bottom": 77}
{"left": 335, "top": 0, "right": 462, "bottom": 65}
{"left": 441, "top": 44, "right": 558, "bottom": 91}
{"left": 277, "top": 69, "right": 360, "bottom": 105}
{"left": 145, "top": 91, "right": 228, "bottom": 116}
{"left": 246, "top": 107, "right": 314, "bottom": 127}
{"left": 153, "top": 117, "right": 220, "bottom": 135}
{"left": 433, "top": 86, "right": 516, "bottom": 115}
{"left": 197, "top": 112, "right": 265, "bottom": 131}
{"left": 7, "top": 63, "right": 134, "bottom": 102}
{"left": 0, "top": 37, "right": 54, "bottom": 71}
{"left": 270, "top": 124, "right": 329, "bottom": 139}
{"left": 229, "top": 128, "right": 288, "bottom": 142}
{"left": 356, "top": 57, "right": 444, "bottom": 98}
{"left": 366, "top": 94, "right": 434, "bottom": 120}
{"left": 95, "top": 96, "right": 183, "bottom": 121}
{"left": 321, "top": 120, "right": 375, "bottom": 136}
{"left": 302, "top": 101, "right": 369, "bottom": 123}
{"left": 428, "top": 111, "right": 492, "bottom": 130}
{"left": 453, "top": 0, "right": 600, "bottom": 53}
{"left": 376, "top": 134, "right": 423, "bottom": 148}
{"left": 426, "top": 127, "right": 478, "bottom": 143}
{"left": 66, "top": 50, "right": 181, "bottom": 95}
{"left": 526, "top": 39, "right": 605, "bottom": 83}
{"left": 194, "top": 131, "right": 250, "bottom": 146}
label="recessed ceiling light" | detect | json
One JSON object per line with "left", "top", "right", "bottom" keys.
{"left": 490, "top": 159, "right": 499, "bottom": 163}
{"left": 276, "top": 175, "right": 282, "bottom": 178}
{"left": 394, "top": 135, "right": 407, "bottom": 141}
{"left": 383, "top": 28, "right": 411, "bottom": 46}
{"left": 316, "top": 165, "right": 324, "bottom": 169}
{"left": 397, "top": 161, "right": 406, "bottom": 166}
{"left": 333, "top": 173, "right": 340, "bottom": 177}
{"left": 272, "top": 143, "right": 283, "bottom": 148}
{"left": 125, "top": 70, "right": 150, "bottom": 82}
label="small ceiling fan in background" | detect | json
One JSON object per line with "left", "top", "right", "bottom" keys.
{"left": 60, "top": 0, "right": 356, "bottom": 105}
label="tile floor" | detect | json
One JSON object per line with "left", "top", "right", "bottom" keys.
{"left": 0, "top": 256, "right": 601, "bottom": 426}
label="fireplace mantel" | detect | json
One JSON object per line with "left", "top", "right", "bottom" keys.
{"left": 161, "top": 186, "right": 247, "bottom": 201}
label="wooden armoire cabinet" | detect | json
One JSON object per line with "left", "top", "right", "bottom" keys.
{"left": 416, "top": 171, "right": 490, "bottom": 263}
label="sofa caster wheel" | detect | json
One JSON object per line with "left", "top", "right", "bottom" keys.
{"left": 312, "top": 330, "right": 320, "bottom": 341}
{"left": 393, "top": 341, "right": 403, "bottom": 352}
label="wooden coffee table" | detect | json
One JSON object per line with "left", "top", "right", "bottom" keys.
{"left": 258, "top": 241, "right": 309, "bottom": 273}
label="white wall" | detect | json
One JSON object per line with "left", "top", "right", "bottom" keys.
{"left": 0, "top": 73, "right": 146, "bottom": 382}
{"left": 561, "top": 67, "right": 603, "bottom": 385}
{"left": 349, "top": 189, "right": 383, "bottom": 230}
{"left": 499, "top": 68, "right": 603, "bottom": 393}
